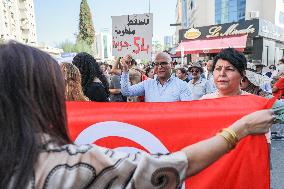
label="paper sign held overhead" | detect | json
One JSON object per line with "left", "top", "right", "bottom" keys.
{"left": 112, "top": 13, "right": 153, "bottom": 60}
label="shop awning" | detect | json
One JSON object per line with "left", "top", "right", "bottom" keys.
{"left": 175, "top": 35, "right": 247, "bottom": 55}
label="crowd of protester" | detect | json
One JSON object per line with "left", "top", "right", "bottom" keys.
{"left": 0, "top": 41, "right": 277, "bottom": 188}
{"left": 55, "top": 47, "right": 284, "bottom": 139}
{"left": 68, "top": 50, "right": 284, "bottom": 103}
{"left": 54, "top": 47, "right": 284, "bottom": 143}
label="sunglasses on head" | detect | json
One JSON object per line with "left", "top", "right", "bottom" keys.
{"left": 154, "top": 62, "right": 169, "bottom": 66}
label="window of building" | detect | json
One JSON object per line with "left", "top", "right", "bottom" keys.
{"left": 215, "top": 0, "right": 246, "bottom": 24}
{"left": 279, "top": 12, "right": 284, "bottom": 24}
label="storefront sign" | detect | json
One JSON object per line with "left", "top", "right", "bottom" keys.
{"left": 184, "top": 28, "right": 201, "bottom": 39}
{"left": 206, "top": 24, "right": 255, "bottom": 38}
{"left": 259, "top": 19, "right": 284, "bottom": 41}
{"left": 180, "top": 19, "right": 259, "bottom": 42}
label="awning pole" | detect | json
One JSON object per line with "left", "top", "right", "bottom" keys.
{"left": 181, "top": 45, "right": 185, "bottom": 67}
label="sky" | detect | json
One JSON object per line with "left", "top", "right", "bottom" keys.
{"left": 34, "top": 0, "right": 177, "bottom": 46}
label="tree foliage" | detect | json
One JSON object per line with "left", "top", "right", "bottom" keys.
{"left": 152, "top": 41, "right": 163, "bottom": 52}
{"left": 77, "top": 0, "right": 95, "bottom": 47}
{"left": 58, "top": 40, "right": 92, "bottom": 54}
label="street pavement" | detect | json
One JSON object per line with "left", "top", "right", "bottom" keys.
{"left": 271, "top": 138, "right": 284, "bottom": 189}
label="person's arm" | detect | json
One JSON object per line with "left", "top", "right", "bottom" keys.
{"left": 120, "top": 57, "right": 145, "bottom": 97}
{"left": 182, "top": 109, "right": 274, "bottom": 177}
{"left": 110, "top": 58, "right": 122, "bottom": 75}
{"left": 120, "top": 72, "right": 145, "bottom": 96}
{"left": 109, "top": 89, "right": 121, "bottom": 94}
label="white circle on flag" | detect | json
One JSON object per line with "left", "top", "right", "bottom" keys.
{"left": 74, "top": 121, "right": 186, "bottom": 189}
{"left": 74, "top": 121, "right": 169, "bottom": 154}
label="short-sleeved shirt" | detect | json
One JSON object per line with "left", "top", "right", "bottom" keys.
{"left": 21, "top": 138, "right": 188, "bottom": 188}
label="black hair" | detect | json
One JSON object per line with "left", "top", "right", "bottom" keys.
{"left": 213, "top": 48, "right": 247, "bottom": 76}
{"left": 131, "top": 59, "right": 137, "bottom": 66}
{"left": 0, "top": 41, "right": 70, "bottom": 188}
{"left": 176, "top": 67, "right": 187, "bottom": 74}
{"left": 145, "top": 66, "right": 154, "bottom": 77}
{"left": 99, "top": 63, "right": 108, "bottom": 72}
{"left": 279, "top": 58, "right": 284, "bottom": 64}
{"left": 72, "top": 52, "right": 109, "bottom": 98}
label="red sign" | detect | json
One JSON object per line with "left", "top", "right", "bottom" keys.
{"left": 67, "top": 95, "right": 270, "bottom": 189}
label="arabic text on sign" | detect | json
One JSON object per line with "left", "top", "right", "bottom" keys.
{"left": 114, "top": 27, "right": 136, "bottom": 36}
{"left": 132, "top": 37, "right": 149, "bottom": 54}
{"left": 112, "top": 37, "right": 131, "bottom": 52}
{"left": 127, "top": 15, "right": 150, "bottom": 26}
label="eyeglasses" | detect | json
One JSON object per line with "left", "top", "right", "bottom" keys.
{"left": 190, "top": 69, "right": 200, "bottom": 73}
{"left": 154, "top": 62, "right": 169, "bottom": 67}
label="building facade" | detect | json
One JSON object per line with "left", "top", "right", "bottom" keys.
{"left": 0, "top": 0, "right": 37, "bottom": 44}
{"left": 96, "top": 30, "right": 113, "bottom": 61}
{"left": 174, "top": 0, "right": 183, "bottom": 45}
{"left": 164, "top": 36, "right": 173, "bottom": 49}
{"left": 175, "top": 0, "right": 284, "bottom": 65}
{"left": 178, "top": 19, "right": 284, "bottom": 65}
{"left": 187, "top": 0, "right": 215, "bottom": 28}
{"left": 215, "top": 0, "right": 246, "bottom": 24}
{"left": 181, "top": 0, "right": 284, "bottom": 28}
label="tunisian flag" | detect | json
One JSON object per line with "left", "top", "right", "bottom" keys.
{"left": 67, "top": 95, "right": 270, "bottom": 189}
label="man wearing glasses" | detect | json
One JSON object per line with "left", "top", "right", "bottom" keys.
{"left": 188, "top": 62, "right": 213, "bottom": 100}
{"left": 120, "top": 52, "right": 192, "bottom": 102}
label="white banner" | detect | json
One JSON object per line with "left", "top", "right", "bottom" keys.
{"left": 112, "top": 13, "right": 153, "bottom": 60}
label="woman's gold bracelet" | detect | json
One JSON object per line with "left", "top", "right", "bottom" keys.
{"left": 217, "top": 128, "right": 239, "bottom": 150}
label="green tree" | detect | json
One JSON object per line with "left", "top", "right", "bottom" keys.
{"left": 77, "top": 0, "right": 96, "bottom": 49}
{"left": 0, "top": 36, "right": 4, "bottom": 44}
{"left": 58, "top": 40, "right": 92, "bottom": 54}
{"left": 152, "top": 41, "right": 163, "bottom": 52}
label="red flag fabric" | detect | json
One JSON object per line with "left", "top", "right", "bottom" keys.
{"left": 67, "top": 95, "right": 270, "bottom": 189}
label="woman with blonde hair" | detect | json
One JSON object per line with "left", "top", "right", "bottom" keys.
{"left": 60, "top": 62, "right": 89, "bottom": 101}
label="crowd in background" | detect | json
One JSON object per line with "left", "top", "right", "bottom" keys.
{"left": 61, "top": 52, "right": 284, "bottom": 103}
{"left": 58, "top": 49, "right": 284, "bottom": 139}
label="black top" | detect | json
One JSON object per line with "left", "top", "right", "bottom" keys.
{"left": 86, "top": 82, "right": 109, "bottom": 102}
{"left": 183, "top": 78, "right": 190, "bottom": 83}
{"left": 109, "top": 75, "right": 127, "bottom": 102}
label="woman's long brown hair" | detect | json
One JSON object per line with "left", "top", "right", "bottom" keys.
{"left": 0, "top": 42, "right": 71, "bottom": 188}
